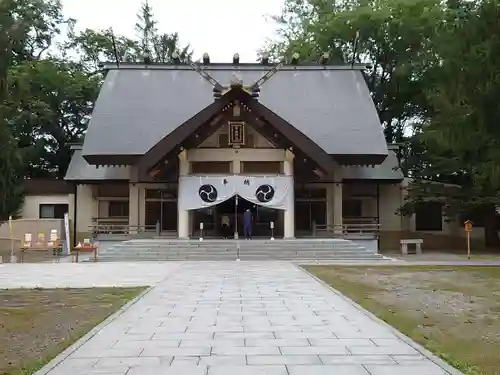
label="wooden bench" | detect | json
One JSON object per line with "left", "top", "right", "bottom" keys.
{"left": 400, "top": 239, "right": 423, "bottom": 255}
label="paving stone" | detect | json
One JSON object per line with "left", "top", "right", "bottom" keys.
{"left": 348, "top": 345, "right": 418, "bottom": 356}
{"left": 48, "top": 368, "right": 130, "bottom": 375}
{"left": 247, "top": 355, "right": 321, "bottom": 365}
{"left": 126, "top": 364, "right": 208, "bottom": 375}
{"left": 320, "top": 355, "right": 397, "bottom": 365}
{"left": 211, "top": 346, "right": 280, "bottom": 355}
{"left": 280, "top": 346, "right": 349, "bottom": 355}
{"left": 208, "top": 365, "right": 288, "bottom": 375}
{"left": 94, "top": 356, "right": 164, "bottom": 368}
{"left": 70, "top": 346, "right": 143, "bottom": 358}
{"left": 364, "top": 364, "right": 449, "bottom": 375}
{"left": 32, "top": 262, "right": 460, "bottom": 375}
{"left": 390, "top": 354, "right": 429, "bottom": 364}
{"left": 180, "top": 339, "right": 244, "bottom": 347}
{"left": 215, "top": 332, "right": 275, "bottom": 339}
{"left": 245, "top": 338, "right": 310, "bottom": 347}
{"left": 274, "top": 331, "right": 336, "bottom": 339}
{"left": 287, "top": 365, "right": 370, "bottom": 375}
{"left": 309, "top": 338, "right": 374, "bottom": 347}
{"left": 198, "top": 355, "right": 246, "bottom": 366}
{"left": 141, "top": 347, "right": 211, "bottom": 357}
{"left": 112, "top": 339, "right": 180, "bottom": 349}
{"left": 153, "top": 332, "right": 214, "bottom": 340}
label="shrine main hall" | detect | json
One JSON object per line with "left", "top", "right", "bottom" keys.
{"left": 64, "top": 54, "right": 404, "bottom": 242}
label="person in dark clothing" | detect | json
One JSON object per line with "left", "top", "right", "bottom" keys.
{"left": 243, "top": 209, "right": 252, "bottom": 239}
{"left": 221, "top": 214, "right": 230, "bottom": 239}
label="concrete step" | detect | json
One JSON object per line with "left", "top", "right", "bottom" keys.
{"left": 96, "top": 238, "right": 382, "bottom": 261}
{"left": 108, "top": 245, "right": 364, "bottom": 251}
{"left": 103, "top": 247, "right": 366, "bottom": 253}
{"left": 97, "top": 254, "right": 382, "bottom": 261}
{"left": 100, "top": 250, "right": 375, "bottom": 257}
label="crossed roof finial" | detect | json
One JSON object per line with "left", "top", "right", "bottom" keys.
{"left": 187, "top": 57, "right": 284, "bottom": 99}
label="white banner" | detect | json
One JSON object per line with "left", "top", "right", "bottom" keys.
{"left": 178, "top": 175, "right": 294, "bottom": 211}
{"left": 63, "top": 212, "right": 71, "bottom": 255}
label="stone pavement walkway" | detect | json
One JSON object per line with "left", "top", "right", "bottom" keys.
{"left": 0, "top": 262, "right": 181, "bottom": 288}
{"left": 37, "top": 262, "right": 459, "bottom": 375}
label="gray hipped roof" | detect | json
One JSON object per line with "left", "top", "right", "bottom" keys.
{"left": 65, "top": 149, "right": 129, "bottom": 181}
{"left": 82, "top": 64, "right": 388, "bottom": 160}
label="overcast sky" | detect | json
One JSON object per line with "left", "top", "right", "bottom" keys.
{"left": 61, "top": 0, "right": 284, "bottom": 62}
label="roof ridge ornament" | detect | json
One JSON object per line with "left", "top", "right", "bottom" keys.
{"left": 187, "top": 53, "right": 225, "bottom": 97}
{"left": 249, "top": 54, "right": 287, "bottom": 98}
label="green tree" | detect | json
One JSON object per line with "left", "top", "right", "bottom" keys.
{"left": 0, "top": 125, "right": 24, "bottom": 220}
{"left": 135, "top": 0, "right": 192, "bottom": 63}
{"left": 68, "top": 1, "right": 193, "bottom": 72}
{"left": 66, "top": 28, "right": 140, "bottom": 74}
{"left": 0, "top": 0, "right": 28, "bottom": 218}
{"left": 268, "top": 0, "right": 445, "bottom": 142}
{"left": 6, "top": 59, "right": 101, "bottom": 178}
{"left": 402, "top": 0, "right": 500, "bottom": 247}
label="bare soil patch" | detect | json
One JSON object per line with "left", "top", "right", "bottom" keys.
{"left": 0, "top": 287, "right": 144, "bottom": 375}
{"left": 304, "top": 265, "right": 500, "bottom": 375}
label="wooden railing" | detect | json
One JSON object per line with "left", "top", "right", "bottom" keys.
{"left": 343, "top": 217, "right": 378, "bottom": 225}
{"left": 90, "top": 218, "right": 158, "bottom": 238}
{"left": 312, "top": 221, "right": 380, "bottom": 238}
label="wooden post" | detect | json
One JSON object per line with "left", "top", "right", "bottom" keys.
{"left": 464, "top": 220, "right": 472, "bottom": 259}
{"left": 467, "top": 231, "right": 471, "bottom": 259}
{"left": 8, "top": 216, "right": 16, "bottom": 263}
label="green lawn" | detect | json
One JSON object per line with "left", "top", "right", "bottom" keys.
{"left": 304, "top": 265, "right": 500, "bottom": 375}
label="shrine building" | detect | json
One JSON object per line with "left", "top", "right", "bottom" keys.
{"left": 63, "top": 54, "right": 407, "bottom": 245}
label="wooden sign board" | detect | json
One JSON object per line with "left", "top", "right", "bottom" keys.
{"left": 228, "top": 121, "right": 245, "bottom": 146}
{"left": 22, "top": 233, "right": 32, "bottom": 248}
{"left": 36, "top": 232, "right": 45, "bottom": 247}
{"left": 464, "top": 220, "right": 473, "bottom": 232}
{"left": 47, "top": 229, "right": 59, "bottom": 248}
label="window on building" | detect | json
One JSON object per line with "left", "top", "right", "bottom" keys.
{"left": 191, "top": 162, "right": 231, "bottom": 174}
{"left": 241, "top": 162, "right": 281, "bottom": 174}
{"left": 39, "top": 204, "right": 68, "bottom": 219}
{"left": 343, "top": 200, "right": 362, "bottom": 217}
{"left": 108, "top": 201, "right": 129, "bottom": 217}
{"left": 415, "top": 201, "right": 443, "bottom": 231}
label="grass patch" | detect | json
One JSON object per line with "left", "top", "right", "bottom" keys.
{"left": 304, "top": 265, "right": 500, "bottom": 375}
{"left": 0, "top": 287, "right": 146, "bottom": 375}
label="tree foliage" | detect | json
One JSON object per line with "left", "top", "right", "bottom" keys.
{"left": 268, "top": 0, "right": 445, "bottom": 142}
{"left": 67, "top": 0, "right": 192, "bottom": 73}
{"left": 0, "top": 0, "right": 193, "bottom": 217}
{"left": 7, "top": 59, "right": 101, "bottom": 177}
{"left": 402, "top": 0, "right": 500, "bottom": 246}
{"left": 135, "top": 1, "right": 193, "bottom": 63}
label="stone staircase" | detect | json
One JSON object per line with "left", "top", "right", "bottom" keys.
{"left": 95, "top": 238, "right": 385, "bottom": 261}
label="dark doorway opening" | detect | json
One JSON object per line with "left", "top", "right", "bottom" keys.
{"left": 192, "top": 195, "right": 283, "bottom": 238}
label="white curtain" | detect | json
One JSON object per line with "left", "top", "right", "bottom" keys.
{"left": 178, "top": 175, "right": 294, "bottom": 211}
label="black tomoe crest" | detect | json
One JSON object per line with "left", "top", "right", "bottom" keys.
{"left": 255, "top": 184, "right": 275, "bottom": 203}
{"left": 198, "top": 184, "right": 218, "bottom": 203}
